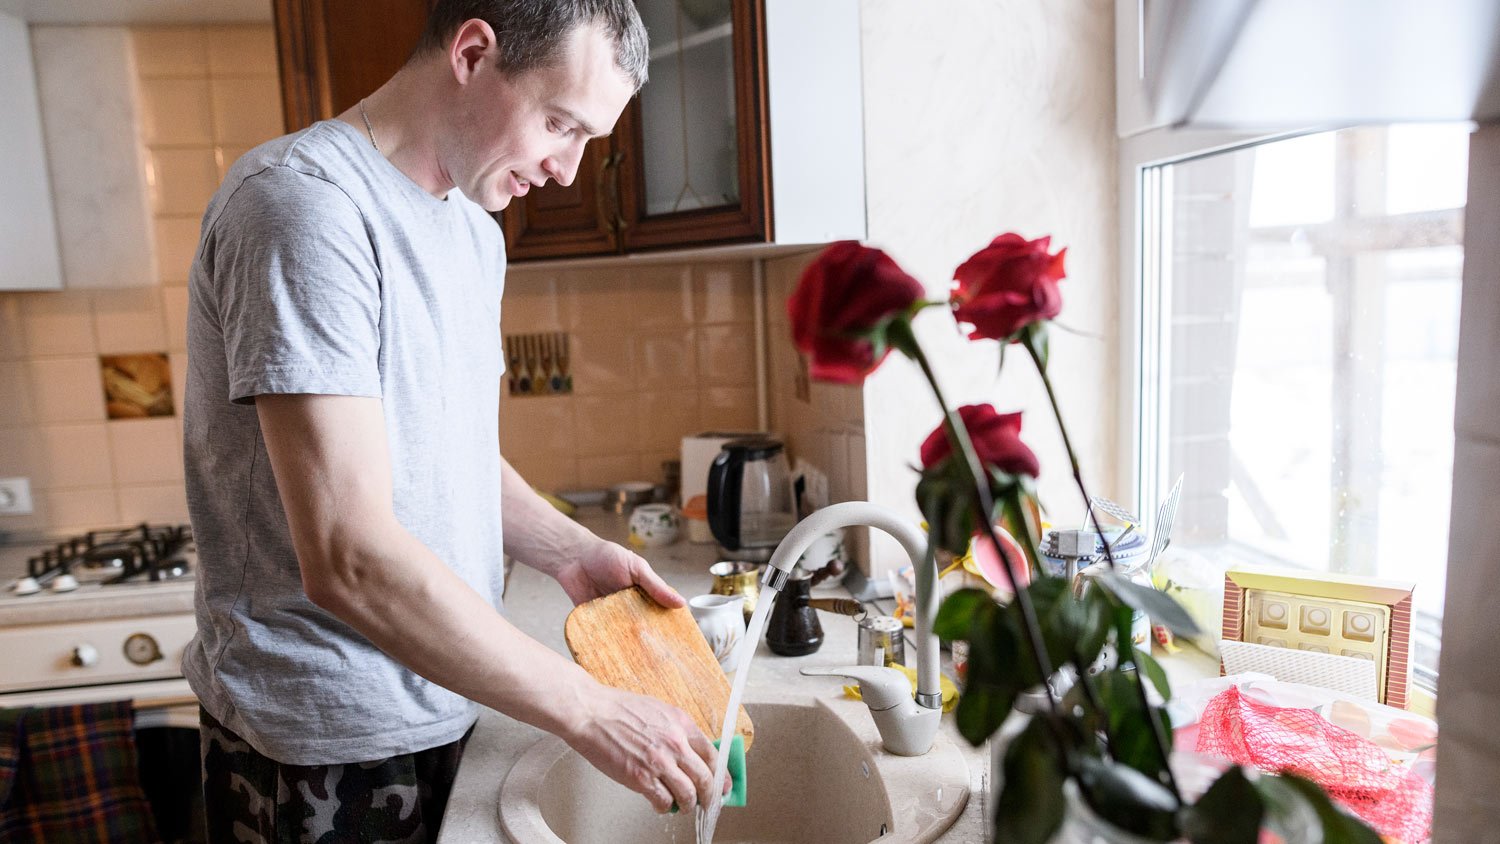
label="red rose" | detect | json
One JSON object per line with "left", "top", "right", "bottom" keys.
{"left": 788, "top": 241, "right": 926, "bottom": 384}
{"left": 950, "top": 233, "right": 1066, "bottom": 341}
{"left": 920, "top": 404, "right": 1040, "bottom": 478}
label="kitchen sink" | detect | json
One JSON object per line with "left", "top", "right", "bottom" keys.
{"left": 497, "top": 694, "right": 970, "bottom": 843}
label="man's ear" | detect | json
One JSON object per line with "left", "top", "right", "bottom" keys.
{"left": 447, "top": 18, "right": 498, "bottom": 85}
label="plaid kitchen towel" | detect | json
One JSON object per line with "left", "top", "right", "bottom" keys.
{"left": 0, "top": 700, "right": 160, "bottom": 843}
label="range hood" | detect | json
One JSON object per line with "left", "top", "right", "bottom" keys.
{"left": 1136, "top": 0, "right": 1500, "bottom": 130}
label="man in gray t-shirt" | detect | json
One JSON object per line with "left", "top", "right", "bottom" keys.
{"left": 184, "top": 2, "right": 719, "bottom": 838}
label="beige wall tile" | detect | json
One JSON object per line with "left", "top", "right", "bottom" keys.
{"left": 576, "top": 454, "right": 642, "bottom": 487}
{"left": 150, "top": 148, "right": 220, "bottom": 216}
{"left": 210, "top": 77, "right": 284, "bottom": 145}
{"left": 108, "top": 418, "right": 183, "bottom": 485}
{"left": 20, "top": 291, "right": 95, "bottom": 357}
{"left": 569, "top": 332, "right": 636, "bottom": 396}
{"left": 573, "top": 395, "right": 641, "bottom": 458}
{"left": 634, "top": 390, "right": 700, "bottom": 454}
{"left": 696, "top": 325, "right": 755, "bottom": 387}
{"left": 206, "top": 26, "right": 278, "bottom": 77}
{"left": 565, "top": 271, "right": 636, "bottom": 333}
{"left": 132, "top": 27, "right": 209, "bottom": 78}
{"left": 700, "top": 386, "right": 756, "bottom": 431}
{"left": 155, "top": 216, "right": 201, "bottom": 285}
{"left": 116, "top": 482, "right": 189, "bottom": 523}
{"left": 169, "top": 353, "right": 188, "bottom": 415}
{"left": 43, "top": 487, "right": 120, "bottom": 530}
{"left": 93, "top": 289, "right": 168, "bottom": 355}
{"left": 0, "top": 297, "right": 26, "bottom": 360}
{"left": 162, "top": 287, "right": 190, "bottom": 352}
{"left": 628, "top": 265, "right": 694, "bottom": 329}
{"left": 38, "top": 424, "right": 113, "bottom": 488}
{"left": 499, "top": 395, "right": 577, "bottom": 465}
{"left": 0, "top": 493, "right": 50, "bottom": 531}
{"left": 637, "top": 451, "right": 678, "bottom": 483}
{"left": 0, "top": 428, "right": 42, "bottom": 481}
{"left": 636, "top": 329, "right": 696, "bottom": 389}
{"left": 507, "top": 453, "right": 577, "bottom": 494}
{"left": 694, "top": 262, "right": 754, "bottom": 324}
{"left": 139, "top": 78, "right": 213, "bottom": 146}
{"left": 27, "top": 358, "right": 106, "bottom": 423}
{"left": 501, "top": 272, "right": 571, "bottom": 333}
{"left": 0, "top": 361, "right": 35, "bottom": 427}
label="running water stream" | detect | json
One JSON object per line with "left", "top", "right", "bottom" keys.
{"left": 695, "top": 589, "right": 778, "bottom": 844}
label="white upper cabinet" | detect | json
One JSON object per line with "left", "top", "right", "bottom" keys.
{"left": 0, "top": 12, "right": 63, "bottom": 291}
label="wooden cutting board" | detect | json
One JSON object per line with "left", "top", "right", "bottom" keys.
{"left": 564, "top": 587, "right": 754, "bottom": 750}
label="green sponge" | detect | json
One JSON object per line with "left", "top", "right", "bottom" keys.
{"left": 670, "top": 734, "right": 746, "bottom": 813}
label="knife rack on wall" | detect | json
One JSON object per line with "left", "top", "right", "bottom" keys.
{"left": 505, "top": 332, "right": 573, "bottom": 397}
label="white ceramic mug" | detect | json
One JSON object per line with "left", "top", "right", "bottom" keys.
{"left": 628, "top": 504, "right": 680, "bottom": 548}
{"left": 689, "top": 594, "right": 746, "bottom": 673}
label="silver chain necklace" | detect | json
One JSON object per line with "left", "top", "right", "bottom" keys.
{"left": 358, "top": 98, "right": 380, "bottom": 153}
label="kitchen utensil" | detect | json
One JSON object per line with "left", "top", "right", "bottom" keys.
{"left": 709, "top": 560, "right": 759, "bottom": 622}
{"left": 706, "top": 437, "right": 795, "bottom": 563}
{"left": 858, "top": 614, "right": 905, "bottom": 668}
{"left": 564, "top": 587, "right": 754, "bottom": 748}
{"left": 628, "top": 503, "right": 680, "bottom": 548}
{"left": 689, "top": 594, "right": 746, "bottom": 672}
{"left": 764, "top": 570, "right": 864, "bottom": 657}
{"left": 1089, "top": 495, "right": 1139, "bottom": 526}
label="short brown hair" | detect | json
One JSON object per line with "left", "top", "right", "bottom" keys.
{"left": 415, "top": 0, "right": 648, "bottom": 91}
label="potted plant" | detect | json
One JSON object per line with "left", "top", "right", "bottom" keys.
{"left": 787, "top": 236, "right": 1388, "bottom": 843}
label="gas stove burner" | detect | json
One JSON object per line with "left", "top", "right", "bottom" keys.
{"left": 18, "top": 523, "right": 195, "bottom": 594}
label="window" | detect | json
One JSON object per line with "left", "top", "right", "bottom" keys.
{"left": 1132, "top": 124, "right": 1469, "bottom": 687}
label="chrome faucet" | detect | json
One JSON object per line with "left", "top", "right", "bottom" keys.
{"left": 760, "top": 501, "right": 942, "bottom": 757}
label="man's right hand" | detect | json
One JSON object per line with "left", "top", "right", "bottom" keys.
{"left": 562, "top": 685, "right": 721, "bottom": 813}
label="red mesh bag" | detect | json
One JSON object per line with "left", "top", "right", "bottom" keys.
{"left": 1196, "top": 685, "right": 1432, "bottom": 843}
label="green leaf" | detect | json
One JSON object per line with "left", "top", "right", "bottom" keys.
{"left": 994, "top": 716, "right": 1067, "bottom": 844}
{"left": 1181, "top": 767, "right": 1264, "bottom": 844}
{"left": 935, "top": 588, "right": 991, "bottom": 641}
{"left": 955, "top": 684, "right": 1014, "bottom": 747}
{"left": 1001, "top": 486, "right": 1046, "bottom": 582}
{"left": 1021, "top": 322, "right": 1051, "bottom": 372}
{"left": 1076, "top": 756, "right": 1179, "bottom": 841}
{"left": 1260, "top": 774, "right": 1383, "bottom": 844}
{"left": 1094, "top": 571, "right": 1202, "bottom": 640}
{"left": 1093, "top": 669, "right": 1172, "bottom": 782}
{"left": 1135, "top": 647, "right": 1172, "bottom": 702}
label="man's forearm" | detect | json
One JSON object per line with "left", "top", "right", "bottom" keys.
{"left": 499, "top": 457, "right": 602, "bottom": 575}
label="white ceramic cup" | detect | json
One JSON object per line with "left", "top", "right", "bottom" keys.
{"left": 689, "top": 594, "right": 746, "bottom": 673}
{"left": 628, "top": 503, "right": 680, "bottom": 548}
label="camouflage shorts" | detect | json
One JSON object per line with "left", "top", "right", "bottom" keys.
{"left": 198, "top": 709, "right": 472, "bottom": 844}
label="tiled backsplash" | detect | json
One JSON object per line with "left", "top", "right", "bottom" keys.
{"left": 500, "top": 262, "right": 763, "bottom": 493}
{"left": 0, "top": 25, "right": 281, "bottom": 535}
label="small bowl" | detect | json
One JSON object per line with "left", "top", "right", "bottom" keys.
{"left": 628, "top": 503, "right": 680, "bottom": 548}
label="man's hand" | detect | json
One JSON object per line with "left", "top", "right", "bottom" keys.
{"left": 553, "top": 538, "right": 683, "bottom": 608}
{"left": 562, "top": 685, "right": 725, "bottom": 813}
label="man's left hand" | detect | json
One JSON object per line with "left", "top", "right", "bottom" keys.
{"left": 554, "top": 539, "right": 684, "bottom": 609}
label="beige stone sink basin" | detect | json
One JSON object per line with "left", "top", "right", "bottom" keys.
{"left": 498, "top": 694, "right": 969, "bottom": 843}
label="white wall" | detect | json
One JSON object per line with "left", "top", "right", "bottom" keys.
{"left": 0, "top": 12, "right": 62, "bottom": 290}
{"left": 1433, "top": 121, "right": 1500, "bottom": 844}
{"left": 856, "top": 0, "right": 1120, "bottom": 575}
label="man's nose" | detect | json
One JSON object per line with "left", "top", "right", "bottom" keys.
{"left": 544, "top": 143, "right": 587, "bottom": 188}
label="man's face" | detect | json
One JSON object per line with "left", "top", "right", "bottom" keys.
{"left": 446, "top": 24, "right": 635, "bottom": 212}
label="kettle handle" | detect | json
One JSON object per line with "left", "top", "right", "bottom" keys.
{"left": 706, "top": 448, "right": 743, "bottom": 550}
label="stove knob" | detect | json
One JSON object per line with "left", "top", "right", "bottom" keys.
{"left": 71, "top": 644, "right": 99, "bottom": 668}
{"left": 13, "top": 577, "right": 40, "bottom": 596}
{"left": 51, "top": 574, "right": 79, "bottom": 593}
{"left": 123, "top": 633, "right": 163, "bottom": 666}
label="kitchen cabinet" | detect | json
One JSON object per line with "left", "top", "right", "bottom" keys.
{"left": 0, "top": 12, "right": 64, "bottom": 291}
{"left": 273, "top": 0, "right": 865, "bottom": 261}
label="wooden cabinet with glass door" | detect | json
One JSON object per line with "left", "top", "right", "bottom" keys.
{"left": 502, "top": 0, "right": 770, "bottom": 260}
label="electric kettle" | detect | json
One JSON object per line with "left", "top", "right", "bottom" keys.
{"left": 706, "top": 437, "right": 795, "bottom": 562}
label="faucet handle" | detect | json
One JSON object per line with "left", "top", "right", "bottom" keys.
{"left": 800, "top": 665, "right": 912, "bottom": 711}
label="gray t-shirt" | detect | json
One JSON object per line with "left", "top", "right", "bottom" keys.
{"left": 182, "top": 120, "right": 507, "bottom": 765}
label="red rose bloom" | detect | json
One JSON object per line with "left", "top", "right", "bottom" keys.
{"left": 788, "top": 241, "right": 926, "bottom": 384}
{"left": 950, "top": 233, "right": 1066, "bottom": 341}
{"left": 920, "top": 404, "right": 1040, "bottom": 478}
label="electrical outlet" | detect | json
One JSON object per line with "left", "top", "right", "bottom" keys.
{"left": 0, "top": 477, "right": 34, "bottom": 515}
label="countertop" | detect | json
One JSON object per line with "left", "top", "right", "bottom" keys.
{"left": 437, "top": 510, "right": 993, "bottom": 844}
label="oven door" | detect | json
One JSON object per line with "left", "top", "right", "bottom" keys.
{"left": 0, "top": 679, "right": 207, "bottom": 844}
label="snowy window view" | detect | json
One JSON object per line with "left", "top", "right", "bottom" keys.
{"left": 1147, "top": 124, "right": 1468, "bottom": 683}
